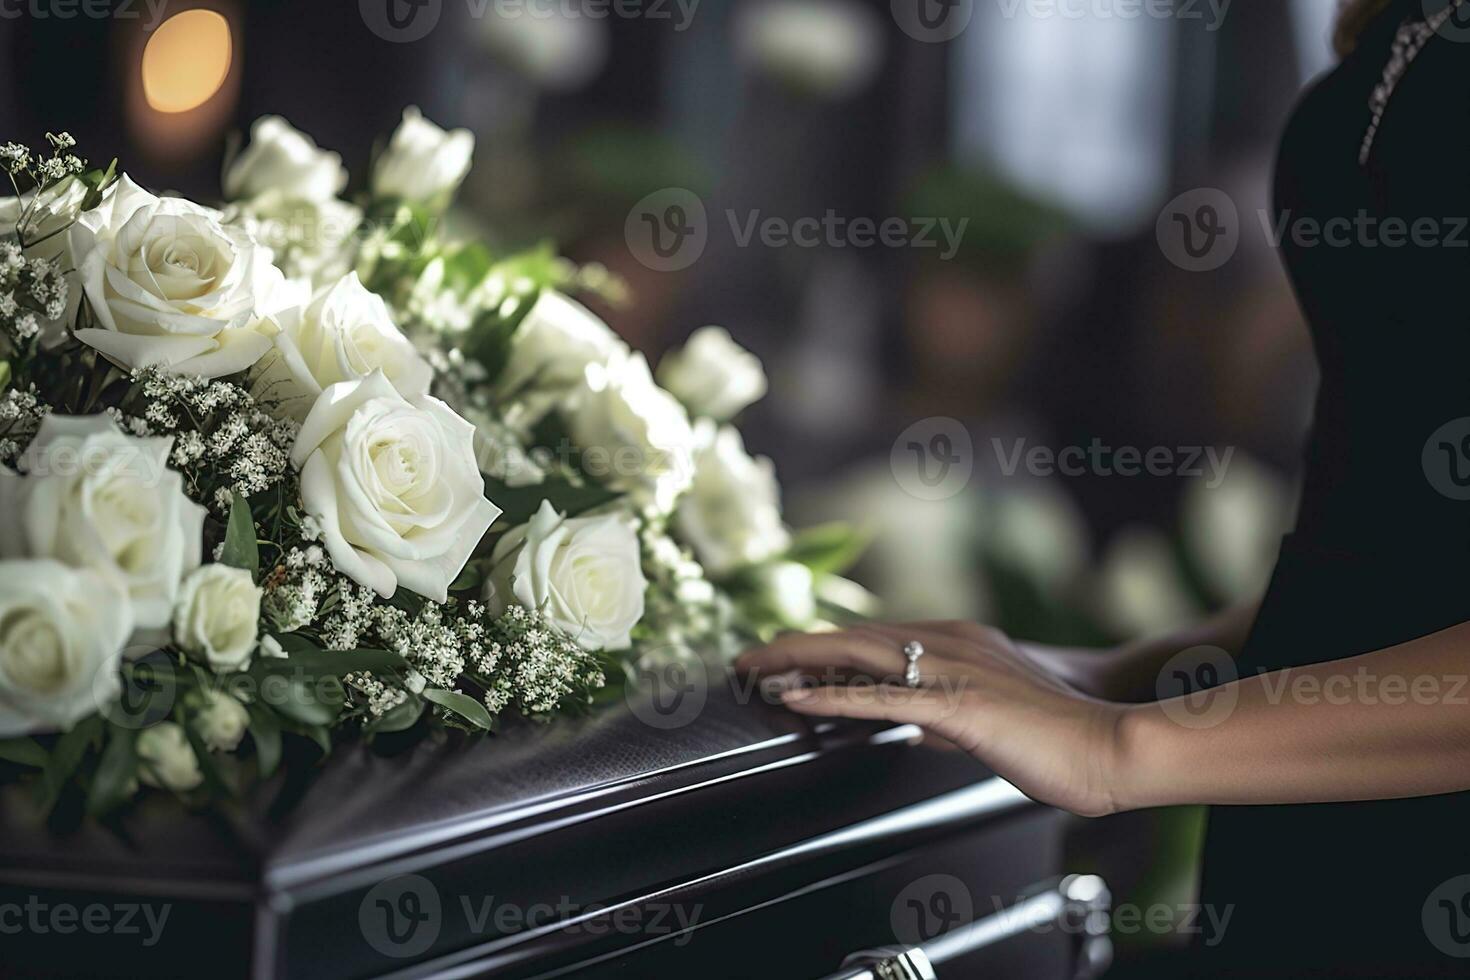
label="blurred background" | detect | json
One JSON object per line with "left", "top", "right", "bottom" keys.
{"left": 2, "top": 0, "right": 1336, "bottom": 966}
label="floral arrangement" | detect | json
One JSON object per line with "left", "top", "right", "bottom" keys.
{"left": 0, "top": 113, "right": 867, "bottom": 817}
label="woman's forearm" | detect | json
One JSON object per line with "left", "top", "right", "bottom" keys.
{"left": 1115, "top": 619, "right": 1470, "bottom": 809}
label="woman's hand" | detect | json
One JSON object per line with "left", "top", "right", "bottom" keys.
{"left": 735, "top": 621, "right": 1130, "bottom": 818}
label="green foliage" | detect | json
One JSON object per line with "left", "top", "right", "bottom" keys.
{"left": 785, "top": 523, "right": 870, "bottom": 576}
{"left": 423, "top": 688, "right": 494, "bottom": 731}
{"left": 220, "top": 491, "right": 261, "bottom": 576}
{"left": 484, "top": 471, "right": 621, "bottom": 529}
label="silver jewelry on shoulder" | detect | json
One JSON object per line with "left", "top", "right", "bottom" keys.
{"left": 903, "top": 640, "right": 924, "bottom": 689}
{"left": 1361, "top": 1, "right": 1468, "bottom": 166}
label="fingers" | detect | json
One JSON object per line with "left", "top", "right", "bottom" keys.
{"left": 779, "top": 685, "right": 968, "bottom": 743}
{"left": 736, "top": 629, "right": 962, "bottom": 686}
{"left": 737, "top": 630, "right": 902, "bottom": 678}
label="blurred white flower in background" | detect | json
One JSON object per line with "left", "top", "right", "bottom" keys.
{"left": 676, "top": 419, "right": 790, "bottom": 578}
{"left": 735, "top": 0, "right": 885, "bottom": 99}
{"left": 497, "top": 289, "right": 628, "bottom": 425}
{"left": 797, "top": 463, "right": 990, "bottom": 623}
{"left": 0, "top": 414, "right": 206, "bottom": 631}
{"left": 658, "top": 326, "right": 768, "bottom": 422}
{"left": 194, "top": 690, "right": 250, "bottom": 753}
{"left": 1093, "top": 526, "right": 1202, "bottom": 641}
{"left": 224, "top": 116, "right": 348, "bottom": 204}
{"left": 0, "top": 560, "right": 134, "bottom": 737}
{"left": 567, "top": 350, "right": 695, "bottom": 514}
{"left": 372, "top": 108, "right": 475, "bottom": 204}
{"left": 985, "top": 481, "right": 1091, "bottom": 601}
{"left": 136, "top": 722, "right": 203, "bottom": 792}
{"left": 744, "top": 560, "right": 818, "bottom": 630}
{"left": 1183, "top": 452, "right": 1293, "bottom": 603}
{"left": 478, "top": 6, "right": 610, "bottom": 91}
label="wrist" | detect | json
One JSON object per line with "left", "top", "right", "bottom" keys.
{"left": 1107, "top": 702, "right": 1179, "bottom": 812}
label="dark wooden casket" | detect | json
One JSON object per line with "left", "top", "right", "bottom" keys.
{"left": 0, "top": 669, "right": 1111, "bottom": 979}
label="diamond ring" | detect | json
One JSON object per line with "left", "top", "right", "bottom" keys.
{"left": 903, "top": 640, "right": 924, "bottom": 689}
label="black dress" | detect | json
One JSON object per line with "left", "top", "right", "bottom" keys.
{"left": 1193, "top": 1, "right": 1470, "bottom": 975}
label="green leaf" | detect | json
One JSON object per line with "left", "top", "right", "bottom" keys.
{"left": 86, "top": 727, "right": 139, "bottom": 817}
{"left": 281, "top": 721, "right": 332, "bottom": 759}
{"left": 251, "top": 637, "right": 406, "bottom": 678}
{"left": 364, "top": 695, "right": 425, "bottom": 735}
{"left": 786, "top": 523, "right": 870, "bottom": 576}
{"left": 0, "top": 736, "right": 47, "bottom": 768}
{"left": 0, "top": 361, "right": 10, "bottom": 391}
{"left": 246, "top": 704, "right": 282, "bottom": 780}
{"left": 483, "top": 474, "right": 620, "bottom": 528}
{"left": 78, "top": 158, "right": 118, "bottom": 211}
{"left": 220, "top": 491, "right": 260, "bottom": 576}
{"left": 271, "top": 674, "right": 345, "bottom": 727}
{"left": 182, "top": 723, "right": 233, "bottom": 799}
{"left": 449, "top": 560, "right": 488, "bottom": 593}
{"left": 37, "top": 714, "right": 102, "bottom": 814}
{"left": 814, "top": 573, "right": 881, "bottom": 621}
{"left": 423, "top": 688, "right": 494, "bottom": 731}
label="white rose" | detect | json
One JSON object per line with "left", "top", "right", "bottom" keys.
{"left": 498, "top": 290, "right": 627, "bottom": 405}
{"left": 657, "top": 326, "right": 768, "bottom": 421}
{"left": 372, "top": 107, "right": 474, "bottom": 204}
{"left": 291, "top": 370, "right": 502, "bottom": 601}
{"left": 232, "top": 191, "right": 361, "bottom": 286}
{"left": 173, "top": 564, "right": 262, "bottom": 672}
{"left": 70, "top": 175, "right": 296, "bottom": 378}
{"left": 194, "top": 690, "right": 249, "bottom": 752}
{"left": 675, "top": 420, "right": 790, "bottom": 578}
{"left": 484, "top": 500, "right": 646, "bottom": 651}
{"left": 251, "top": 272, "right": 432, "bottom": 421}
{"left": 0, "top": 414, "right": 205, "bottom": 630}
{"left": 0, "top": 176, "right": 89, "bottom": 346}
{"left": 224, "top": 116, "right": 348, "bottom": 203}
{"left": 566, "top": 351, "right": 695, "bottom": 513}
{"left": 0, "top": 560, "right": 134, "bottom": 736}
{"left": 137, "top": 722, "right": 202, "bottom": 791}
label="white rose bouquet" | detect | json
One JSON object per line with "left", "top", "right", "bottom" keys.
{"left": 0, "top": 117, "right": 867, "bottom": 819}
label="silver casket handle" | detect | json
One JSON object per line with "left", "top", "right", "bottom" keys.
{"left": 818, "top": 874, "right": 1113, "bottom": 980}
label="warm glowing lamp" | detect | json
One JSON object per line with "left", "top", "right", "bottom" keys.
{"left": 141, "top": 10, "right": 233, "bottom": 114}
